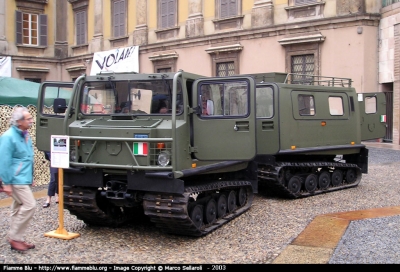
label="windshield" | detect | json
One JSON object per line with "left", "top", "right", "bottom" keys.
{"left": 80, "top": 79, "right": 183, "bottom": 115}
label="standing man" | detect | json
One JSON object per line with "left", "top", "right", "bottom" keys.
{"left": 0, "top": 107, "right": 36, "bottom": 252}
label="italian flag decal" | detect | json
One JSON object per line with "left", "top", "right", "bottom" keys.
{"left": 133, "top": 142, "right": 148, "bottom": 156}
{"left": 380, "top": 115, "right": 387, "bottom": 122}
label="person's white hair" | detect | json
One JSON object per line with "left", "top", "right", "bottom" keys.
{"left": 10, "top": 107, "right": 29, "bottom": 126}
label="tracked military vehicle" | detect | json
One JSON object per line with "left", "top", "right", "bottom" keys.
{"left": 36, "top": 71, "right": 386, "bottom": 236}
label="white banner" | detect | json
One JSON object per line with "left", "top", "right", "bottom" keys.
{"left": 0, "top": 56, "right": 11, "bottom": 77}
{"left": 90, "top": 46, "right": 139, "bottom": 75}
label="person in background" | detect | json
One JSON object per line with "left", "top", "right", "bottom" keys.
{"left": 0, "top": 107, "right": 36, "bottom": 252}
{"left": 42, "top": 152, "right": 58, "bottom": 208}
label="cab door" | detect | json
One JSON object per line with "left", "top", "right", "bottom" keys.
{"left": 359, "top": 92, "right": 387, "bottom": 141}
{"left": 191, "top": 76, "right": 256, "bottom": 160}
{"left": 36, "top": 82, "right": 74, "bottom": 152}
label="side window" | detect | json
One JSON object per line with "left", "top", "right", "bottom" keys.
{"left": 256, "top": 87, "right": 273, "bottom": 118}
{"left": 158, "top": 0, "right": 177, "bottom": 29}
{"left": 298, "top": 94, "right": 315, "bottom": 116}
{"left": 199, "top": 81, "right": 248, "bottom": 117}
{"left": 365, "top": 96, "right": 377, "bottom": 114}
{"left": 329, "top": 96, "right": 344, "bottom": 116}
{"left": 113, "top": 0, "right": 126, "bottom": 38}
{"left": 41, "top": 85, "right": 73, "bottom": 116}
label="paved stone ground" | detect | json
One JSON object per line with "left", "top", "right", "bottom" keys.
{"left": 0, "top": 144, "right": 399, "bottom": 264}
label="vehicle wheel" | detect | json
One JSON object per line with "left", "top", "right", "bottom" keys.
{"left": 331, "top": 169, "right": 343, "bottom": 187}
{"left": 190, "top": 205, "right": 203, "bottom": 228}
{"left": 285, "top": 170, "right": 294, "bottom": 182}
{"left": 304, "top": 174, "right": 318, "bottom": 193}
{"left": 204, "top": 199, "right": 217, "bottom": 224}
{"left": 227, "top": 191, "right": 237, "bottom": 213}
{"left": 287, "top": 176, "right": 301, "bottom": 195}
{"left": 277, "top": 169, "right": 285, "bottom": 184}
{"left": 237, "top": 187, "right": 247, "bottom": 207}
{"left": 216, "top": 194, "right": 227, "bottom": 218}
{"left": 106, "top": 204, "right": 129, "bottom": 227}
{"left": 346, "top": 169, "right": 357, "bottom": 184}
{"left": 318, "top": 171, "right": 330, "bottom": 190}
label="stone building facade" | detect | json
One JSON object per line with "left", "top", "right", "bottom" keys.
{"left": 1, "top": 0, "right": 398, "bottom": 143}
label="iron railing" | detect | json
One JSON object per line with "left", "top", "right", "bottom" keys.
{"left": 284, "top": 73, "right": 352, "bottom": 87}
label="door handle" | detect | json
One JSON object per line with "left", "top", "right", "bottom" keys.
{"left": 234, "top": 122, "right": 250, "bottom": 131}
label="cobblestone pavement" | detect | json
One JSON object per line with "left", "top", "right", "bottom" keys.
{"left": 0, "top": 144, "right": 399, "bottom": 264}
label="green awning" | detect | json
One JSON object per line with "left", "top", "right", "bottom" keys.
{"left": 0, "top": 77, "right": 40, "bottom": 106}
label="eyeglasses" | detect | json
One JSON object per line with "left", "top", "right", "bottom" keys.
{"left": 24, "top": 118, "right": 33, "bottom": 121}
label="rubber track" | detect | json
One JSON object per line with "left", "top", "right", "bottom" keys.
{"left": 143, "top": 180, "right": 254, "bottom": 236}
{"left": 257, "top": 161, "right": 361, "bottom": 199}
{"left": 63, "top": 186, "right": 127, "bottom": 227}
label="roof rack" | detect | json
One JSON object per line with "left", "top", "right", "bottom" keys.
{"left": 284, "top": 73, "right": 352, "bottom": 87}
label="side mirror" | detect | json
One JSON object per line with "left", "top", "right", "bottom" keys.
{"left": 53, "top": 98, "right": 67, "bottom": 113}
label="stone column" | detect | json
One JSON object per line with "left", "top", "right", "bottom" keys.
{"left": 251, "top": 0, "right": 273, "bottom": 28}
{"left": 186, "top": 0, "right": 203, "bottom": 38}
{"left": 54, "top": 0, "right": 68, "bottom": 58}
{"left": 0, "top": 0, "right": 7, "bottom": 54}
{"left": 133, "top": 0, "right": 148, "bottom": 45}
{"left": 91, "top": 0, "right": 104, "bottom": 52}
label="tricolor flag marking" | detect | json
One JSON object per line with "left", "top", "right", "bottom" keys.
{"left": 133, "top": 142, "right": 148, "bottom": 156}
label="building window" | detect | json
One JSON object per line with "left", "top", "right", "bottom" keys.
{"left": 286, "top": 0, "right": 324, "bottom": 21}
{"left": 217, "top": 62, "right": 235, "bottom": 77}
{"left": 291, "top": 54, "right": 314, "bottom": 74}
{"left": 149, "top": 51, "right": 178, "bottom": 72}
{"left": 294, "top": 0, "right": 317, "bottom": 5}
{"left": 213, "top": 0, "right": 242, "bottom": 31}
{"left": 291, "top": 54, "right": 314, "bottom": 83}
{"left": 206, "top": 44, "right": 242, "bottom": 76}
{"left": 75, "top": 9, "right": 87, "bottom": 45}
{"left": 157, "top": 68, "right": 172, "bottom": 73}
{"left": 113, "top": 0, "right": 126, "bottom": 38}
{"left": 220, "top": 0, "right": 239, "bottom": 18}
{"left": 23, "top": 13, "right": 37, "bottom": 45}
{"left": 158, "top": 0, "right": 177, "bottom": 29}
{"left": 15, "top": 11, "right": 47, "bottom": 46}
{"left": 25, "top": 78, "right": 41, "bottom": 83}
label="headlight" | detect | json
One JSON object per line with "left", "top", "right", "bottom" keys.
{"left": 70, "top": 150, "right": 77, "bottom": 161}
{"left": 158, "top": 151, "right": 171, "bottom": 167}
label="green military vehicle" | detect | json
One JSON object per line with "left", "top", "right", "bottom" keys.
{"left": 36, "top": 71, "right": 386, "bottom": 236}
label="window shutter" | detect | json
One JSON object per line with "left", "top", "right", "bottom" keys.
{"left": 167, "top": 0, "right": 175, "bottom": 28}
{"left": 120, "top": 1, "right": 126, "bottom": 36}
{"left": 160, "top": 0, "right": 175, "bottom": 28}
{"left": 229, "top": 0, "right": 237, "bottom": 17}
{"left": 83, "top": 11, "right": 87, "bottom": 44}
{"left": 39, "top": 14, "right": 47, "bottom": 46}
{"left": 221, "top": 0, "right": 237, "bottom": 18}
{"left": 76, "top": 10, "right": 86, "bottom": 45}
{"left": 113, "top": 0, "right": 126, "bottom": 37}
{"left": 161, "top": 0, "right": 168, "bottom": 28}
{"left": 16, "top": 10, "right": 22, "bottom": 44}
{"left": 113, "top": 1, "right": 119, "bottom": 37}
{"left": 295, "top": 0, "right": 317, "bottom": 4}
